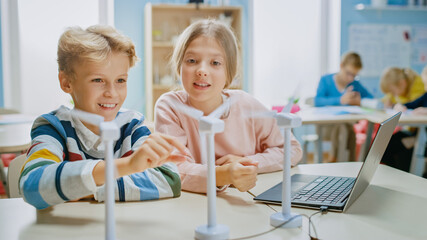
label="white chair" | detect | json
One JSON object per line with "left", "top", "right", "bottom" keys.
{"left": 6, "top": 155, "right": 27, "bottom": 198}
{"left": 300, "top": 97, "right": 321, "bottom": 163}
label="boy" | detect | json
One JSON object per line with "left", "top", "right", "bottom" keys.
{"left": 20, "top": 25, "right": 186, "bottom": 209}
{"left": 314, "top": 52, "right": 373, "bottom": 162}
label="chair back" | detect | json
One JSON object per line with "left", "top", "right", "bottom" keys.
{"left": 7, "top": 155, "right": 27, "bottom": 198}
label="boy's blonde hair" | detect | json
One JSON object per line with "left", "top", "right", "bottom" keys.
{"left": 171, "top": 19, "right": 239, "bottom": 88}
{"left": 57, "top": 25, "right": 138, "bottom": 79}
{"left": 341, "top": 52, "right": 363, "bottom": 69}
{"left": 380, "top": 67, "right": 418, "bottom": 93}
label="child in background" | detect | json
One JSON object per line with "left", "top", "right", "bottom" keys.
{"left": 21, "top": 25, "right": 186, "bottom": 209}
{"left": 382, "top": 66, "right": 427, "bottom": 173}
{"left": 155, "top": 19, "right": 302, "bottom": 193}
{"left": 393, "top": 65, "right": 427, "bottom": 115}
{"left": 314, "top": 52, "right": 373, "bottom": 107}
{"left": 314, "top": 52, "right": 373, "bottom": 162}
{"left": 380, "top": 67, "right": 425, "bottom": 108}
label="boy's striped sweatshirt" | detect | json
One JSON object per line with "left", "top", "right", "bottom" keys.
{"left": 20, "top": 106, "right": 181, "bottom": 209}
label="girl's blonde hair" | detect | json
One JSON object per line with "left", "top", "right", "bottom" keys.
{"left": 57, "top": 25, "right": 138, "bottom": 79}
{"left": 380, "top": 67, "right": 418, "bottom": 93}
{"left": 421, "top": 65, "right": 427, "bottom": 84}
{"left": 341, "top": 52, "right": 363, "bottom": 69}
{"left": 170, "top": 19, "right": 239, "bottom": 88}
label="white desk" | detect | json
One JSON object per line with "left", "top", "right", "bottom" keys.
{"left": 365, "top": 112, "right": 427, "bottom": 176}
{"left": 298, "top": 107, "right": 368, "bottom": 163}
{"left": 299, "top": 107, "right": 427, "bottom": 176}
{"left": 0, "top": 114, "right": 34, "bottom": 150}
{"left": 1, "top": 163, "right": 426, "bottom": 240}
{"left": 0, "top": 189, "right": 281, "bottom": 240}
{"left": 250, "top": 162, "right": 427, "bottom": 240}
{"left": 0, "top": 114, "right": 34, "bottom": 197}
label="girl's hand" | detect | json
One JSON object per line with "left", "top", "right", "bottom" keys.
{"left": 227, "top": 162, "right": 258, "bottom": 192}
{"left": 127, "top": 133, "right": 187, "bottom": 172}
{"left": 383, "top": 97, "right": 393, "bottom": 108}
{"left": 393, "top": 103, "right": 407, "bottom": 112}
{"left": 412, "top": 107, "right": 427, "bottom": 115}
{"left": 216, "top": 154, "right": 258, "bottom": 166}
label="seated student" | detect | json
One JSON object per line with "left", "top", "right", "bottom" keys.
{"left": 393, "top": 66, "right": 427, "bottom": 115}
{"left": 380, "top": 67, "right": 425, "bottom": 108}
{"left": 155, "top": 19, "right": 302, "bottom": 193}
{"left": 315, "top": 52, "right": 373, "bottom": 107}
{"left": 20, "top": 25, "right": 187, "bottom": 209}
{"left": 381, "top": 66, "right": 427, "bottom": 173}
{"left": 314, "top": 52, "right": 373, "bottom": 162}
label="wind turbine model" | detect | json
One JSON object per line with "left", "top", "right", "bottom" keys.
{"left": 71, "top": 109, "right": 120, "bottom": 240}
{"left": 247, "top": 94, "right": 302, "bottom": 228}
{"left": 269, "top": 99, "right": 303, "bottom": 228}
{"left": 173, "top": 100, "right": 230, "bottom": 240}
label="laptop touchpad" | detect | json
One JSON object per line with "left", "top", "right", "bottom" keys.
{"left": 291, "top": 174, "right": 319, "bottom": 195}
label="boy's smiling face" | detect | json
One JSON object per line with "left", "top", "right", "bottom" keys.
{"left": 59, "top": 52, "right": 129, "bottom": 126}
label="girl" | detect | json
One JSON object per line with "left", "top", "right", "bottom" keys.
{"left": 380, "top": 67, "right": 425, "bottom": 108}
{"left": 155, "top": 19, "right": 302, "bottom": 193}
{"left": 381, "top": 66, "right": 427, "bottom": 173}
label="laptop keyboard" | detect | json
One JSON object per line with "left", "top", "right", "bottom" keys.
{"left": 292, "top": 176, "right": 355, "bottom": 205}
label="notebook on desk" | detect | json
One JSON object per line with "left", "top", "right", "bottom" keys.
{"left": 254, "top": 112, "right": 401, "bottom": 212}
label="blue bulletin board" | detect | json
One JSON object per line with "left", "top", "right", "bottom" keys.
{"left": 341, "top": 0, "right": 427, "bottom": 98}
{"left": 349, "top": 24, "right": 412, "bottom": 77}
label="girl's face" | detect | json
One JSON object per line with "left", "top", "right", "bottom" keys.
{"left": 181, "top": 36, "right": 227, "bottom": 110}
{"left": 389, "top": 78, "right": 407, "bottom": 97}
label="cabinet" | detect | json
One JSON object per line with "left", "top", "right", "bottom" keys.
{"left": 355, "top": 3, "right": 427, "bottom": 11}
{"left": 144, "top": 3, "right": 242, "bottom": 121}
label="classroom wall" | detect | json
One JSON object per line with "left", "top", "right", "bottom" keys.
{"left": 0, "top": 1, "right": 3, "bottom": 108}
{"left": 1, "top": 0, "right": 100, "bottom": 115}
{"left": 252, "top": 0, "right": 323, "bottom": 108}
{"left": 341, "top": 0, "right": 427, "bottom": 98}
{"left": 114, "top": 0, "right": 250, "bottom": 115}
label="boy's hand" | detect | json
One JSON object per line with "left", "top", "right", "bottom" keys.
{"left": 128, "top": 133, "right": 187, "bottom": 172}
{"left": 92, "top": 133, "right": 186, "bottom": 186}
{"left": 216, "top": 154, "right": 258, "bottom": 167}
{"left": 340, "top": 86, "right": 361, "bottom": 106}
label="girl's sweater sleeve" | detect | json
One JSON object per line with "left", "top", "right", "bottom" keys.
{"left": 155, "top": 94, "right": 209, "bottom": 193}
{"left": 242, "top": 95, "right": 302, "bottom": 172}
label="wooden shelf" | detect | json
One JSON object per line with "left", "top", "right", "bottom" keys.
{"left": 355, "top": 4, "right": 427, "bottom": 11}
{"left": 153, "top": 41, "right": 174, "bottom": 48}
{"left": 153, "top": 84, "right": 175, "bottom": 90}
{"left": 150, "top": 3, "right": 241, "bottom": 11}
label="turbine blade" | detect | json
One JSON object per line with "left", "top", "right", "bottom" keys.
{"left": 113, "top": 111, "right": 134, "bottom": 129}
{"left": 281, "top": 82, "right": 301, "bottom": 113}
{"left": 208, "top": 98, "right": 231, "bottom": 119}
{"left": 281, "top": 96, "right": 294, "bottom": 113}
{"left": 173, "top": 102, "right": 204, "bottom": 120}
{"left": 71, "top": 108, "right": 104, "bottom": 126}
{"left": 243, "top": 110, "right": 277, "bottom": 119}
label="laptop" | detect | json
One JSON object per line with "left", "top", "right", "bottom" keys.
{"left": 254, "top": 112, "right": 401, "bottom": 212}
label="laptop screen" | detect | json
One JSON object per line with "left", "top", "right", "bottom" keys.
{"left": 343, "top": 111, "right": 401, "bottom": 211}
